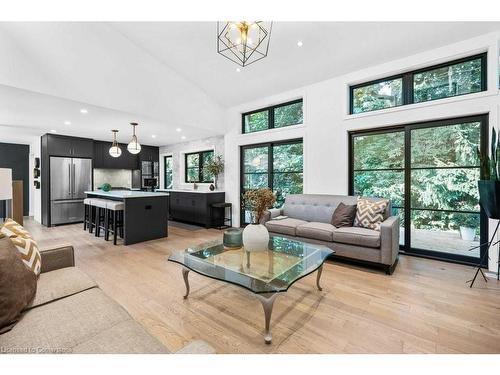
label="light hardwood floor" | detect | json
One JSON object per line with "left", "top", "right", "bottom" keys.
{"left": 26, "top": 219, "right": 500, "bottom": 354}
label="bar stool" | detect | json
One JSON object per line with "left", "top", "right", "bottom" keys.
{"left": 83, "top": 198, "right": 93, "bottom": 231}
{"left": 210, "top": 202, "right": 232, "bottom": 230}
{"left": 87, "top": 198, "right": 105, "bottom": 234}
{"left": 92, "top": 199, "right": 109, "bottom": 238}
{"left": 105, "top": 201, "right": 125, "bottom": 245}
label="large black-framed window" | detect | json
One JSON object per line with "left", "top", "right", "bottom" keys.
{"left": 350, "top": 53, "right": 487, "bottom": 114}
{"left": 349, "top": 114, "right": 489, "bottom": 266}
{"left": 242, "top": 99, "right": 303, "bottom": 134}
{"left": 164, "top": 155, "right": 173, "bottom": 189}
{"left": 240, "top": 138, "right": 303, "bottom": 224}
{"left": 185, "top": 150, "right": 214, "bottom": 183}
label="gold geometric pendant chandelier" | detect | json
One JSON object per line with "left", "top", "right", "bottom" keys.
{"left": 217, "top": 21, "right": 273, "bottom": 67}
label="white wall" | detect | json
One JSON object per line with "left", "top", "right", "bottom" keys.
{"left": 224, "top": 31, "right": 500, "bottom": 272}
{"left": 159, "top": 135, "right": 225, "bottom": 191}
{"left": 0, "top": 126, "right": 42, "bottom": 223}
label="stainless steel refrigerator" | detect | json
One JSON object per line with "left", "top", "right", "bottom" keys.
{"left": 50, "top": 157, "right": 92, "bottom": 225}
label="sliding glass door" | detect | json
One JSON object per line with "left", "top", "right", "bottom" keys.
{"left": 241, "top": 139, "right": 303, "bottom": 225}
{"left": 350, "top": 115, "right": 488, "bottom": 265}
{"left": 352, "top": 131, "right": 405, "bottom": 245}
{"left": 409, "top": 119, "right": 483, "bottom": 259}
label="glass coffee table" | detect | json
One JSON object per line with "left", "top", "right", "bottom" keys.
{"left": 168, "top": 236, "right": 334, "bottom": 344}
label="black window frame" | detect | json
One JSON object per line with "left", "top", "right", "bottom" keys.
{"left": 349, "top": 53, "right": 488, "bottom": 115}
{"left": 240, "top": 138, "right": 303, "bottom": 225}
{"left": 184, "top": 150, "right": 214, "bottom": 183}
{"left": 348, "top": 114, "right": 489, "bottom": 267}
{"left": 242, "top": 99, "right": 303, "bottom": 134}
{"left": 164, "top": 155, "right": 173, "bottom": 189}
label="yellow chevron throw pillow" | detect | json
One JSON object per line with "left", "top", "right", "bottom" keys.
{"left": 354, "top": 198, "right": 389, "bottom": 232}
{"left": 0, "top": 219, "right": 41, "bottom": 276}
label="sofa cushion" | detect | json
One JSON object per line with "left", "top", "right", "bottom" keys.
{"left": 27, "top": 267, "right": 97, "bottom": 309}
{"left": 0, "top": 288, "right": 132, "bottom": 351}
{"left": 0, "top": 237, "right": 37, "bottom": 334}
{"left": 283, "top": 194, "right": 356, "bottom": 223}
{"left": 296, "top": 222, "right": 335, "bottom": 242}
{"left": 265, "top": 218, "right": 308, "bottom": 236}
{"left": 354, "top": 198, "right": 389, "bottom": 231}
{"left": 1, "top": 219, "right": 42, "bottom": 275}
{"left": 281, "top": 194, "right": 392, "bottom": 223}
{"left": 72, "top": 320, "right": 169, "bottom": 354}
{"left": 333, "top": 227, "right": 381, "bottom": 248}
{"left": 331, "top": 202, "right": 357, "bottom": 228}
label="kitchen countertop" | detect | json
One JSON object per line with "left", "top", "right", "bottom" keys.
{"left": 85, "top": 190, "right": 170, "bottom": 199}
{"left": 155, "top": 189, "right": 224, "bottom": 194}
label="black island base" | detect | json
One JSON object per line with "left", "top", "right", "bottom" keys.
{"left": 85, "top": 190, "right": 169, "bottom": 245}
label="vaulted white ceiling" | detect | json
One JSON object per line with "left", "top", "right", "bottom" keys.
{"left": 1, "top": 22, "right": 500, "bottom": 145}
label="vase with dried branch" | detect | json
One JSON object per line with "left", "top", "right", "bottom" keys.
{"left": 205, "top": 154, "right": 224, "bottom": 190}
{"left": 242, "top": 188, "right": 276, "bottom": 252}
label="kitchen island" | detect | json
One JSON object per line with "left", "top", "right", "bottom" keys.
{"left": 85, "top": 190, "right": 169, "bottom": 245}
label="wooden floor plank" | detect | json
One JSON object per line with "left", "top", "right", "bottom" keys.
{"left": 26, "top": 219, "right": 500, "bottom": 354}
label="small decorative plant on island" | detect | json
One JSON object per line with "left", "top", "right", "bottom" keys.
{"left": 241, "top": 188, "right": 276, "bottom": 252}
{"left": 205, "top": 154, "right": 224, "bottom": 190}
{"left": 100, "top": 183, "right": 111, "bottom": 192}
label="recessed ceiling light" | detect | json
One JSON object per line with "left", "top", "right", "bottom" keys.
{"left": 151, "top": 134, "right": 157, "bottom": 138}
{"left": 64, "top": 121, "right": 71, "bottom": 125}
{"left": 236, "top": 68, "right": 241, "bottom": 72}
{"left": 80, "top": 108, "right": 88, "bottom": 114}
{"left": 297, "top": 41, "right": 303, "bottom": 47}
{"left": 181, "top": 136, "right": 186, "bottom": 140}
{"left": 176, "top": 128, "right": 182, "bottom": 132}
{"left": 50, "top": 129, "right": 57, "bottom": 133}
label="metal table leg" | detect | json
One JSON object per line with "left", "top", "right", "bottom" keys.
{"left": 316, "top": 264, "right": 323, "bottom": 291}
{"left": 467, "top": 220, "right": 500, "bottom": 287}
{"left": 255, "top": 293, "right": 279, "bottom": 344}
{"left": 182, "top": 267, "right": 190, "bottom": 299}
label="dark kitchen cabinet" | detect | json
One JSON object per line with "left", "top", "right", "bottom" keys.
{"left": 46, "top": 134, "right": 93, "bottom": 158}
{"left": 138, "top": 145, "right": 159, "bottom": 189}
{"left": 139, "top": 145, "right": 159, "bottom": 163}
{"left": 93, "top": 141, "right": 138, "bottom": 170}
{"left": 169, "top": 191, "right": 225, "bottom": 228}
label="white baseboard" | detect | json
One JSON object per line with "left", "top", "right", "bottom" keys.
{"left": 485, "top": 271, "right": 499, "bottom": 280}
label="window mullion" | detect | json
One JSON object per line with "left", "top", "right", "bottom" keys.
{"left": 198, "top": 152, "right": 202, "bottom": 183}
{"left": 403, "top": 72, "right": 413, "bottom": 105}
{"left": 268, "top": 144, "right": 273, "bottom": 191}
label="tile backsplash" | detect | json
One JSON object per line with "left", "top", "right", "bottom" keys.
{"left": 94, "top": 169, "right": 132, "bottom": 189}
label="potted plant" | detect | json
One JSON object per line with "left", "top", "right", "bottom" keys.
{"left": 477, "top": 127, "right": 500, "bottom": 220}
{"left": 205, "top": 154, "right": 224, "bottom": 190}
{"left": 452, "top": 214, "right": 479, "bottom": 241}
{"left": 100, "top": 183, "right": 112, "bottom": 192}
{"left": 241, "top": 188, "right": 276, "bottom": 252}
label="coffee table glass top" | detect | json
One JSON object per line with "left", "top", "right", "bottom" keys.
{"left": 168, "top": 236, "right": 334, "bottom": 294}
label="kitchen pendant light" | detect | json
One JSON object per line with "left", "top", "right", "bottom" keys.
{"left": 127, "top": 122, "right": 141, "bottom": 154}
{"left": 109, "top": 130, "right": 122, "bottom": 158}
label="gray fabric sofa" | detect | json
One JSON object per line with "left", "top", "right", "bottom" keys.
{"left": 0, "top": 245, "right": 215, "bottom": 354}
{"left": 262, "top": 194, "right": 399, "bottom": 274}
